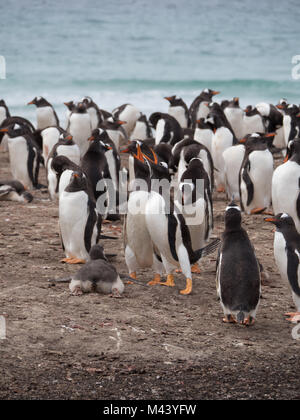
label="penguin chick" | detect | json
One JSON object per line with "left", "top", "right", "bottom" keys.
{"left": 0, "top": 180, "right": 33, "bottom": 203}
{"left": 265, "top": 213, "right": 300, "bottom": 323}
{"left": 216, "top": 203, "right": 261, "bottom": 325}
{"left": 69, "top": 244, "right": 124, "bottom": 296}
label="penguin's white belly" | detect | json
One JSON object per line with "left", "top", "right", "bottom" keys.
{"left": 224, "top": 108, "right": 244, "bottom": 139}
{"left": 115, "top": 105, "right": 141, "bottom": 136}
{"left": 223, "top": 144, "right": 245, "bottom": 200}
{"left": 106, "top": 129, "right": 120, "bottom": 150}
{"left": 42, "top": 127, "right": 60, "bottom": 161}
{"left": 212, "top": 127, "right": 233, "bottom": 187}
{"left": 273, "top": 126, "right": 285, "bottom": 149}
{"left": 68, "top": 114, "right": 92, "bottom": 157}
{"left": 105, "top": 149, "right": 118, "bottom": 191}
{"left": 194, "top": 128, "right": 213, "bottom": 153}
{"left": 8, "top": 137, "right": 32, "bottom": 189}
{"left": 47, "top": 158, "right": 58, "bottom": 201}
{"left": 243, "top": 115, "right": 265, "bottom": 137}
{"left": 59, "top": 170, "right": 73, "bottom": 196}
{"left": 176, "top": 197, "right": 207, "bottom": 249}
{"left": 56, "top": 144, "right": 80, "bottom": 165}
{"left": 155, "top": 119, "right": 165, "bottom": 145}
{"left": 130, "top": 122, "right": 148, "bottom": 141}
{"left": 87, "top": 108, "right": 98, "bottom": 130}
{"left": 197, "top": 101, "right": 209, "bottom": 120}
{"left": 37, "top": 107, "right": 57, "bottom": 130}
{"left": 272, "top": 161, "right": 300, "bottom": 231}
{"left": 59, "top": 190, "right": 90, "bottom": 260}
{"left": 168, "top": 107, "right": 187, "bottom": 128}
{"left": 283, "top": 115, "right": 292, "bottom": 144}
{"left": 245, "top": 150, "right": 273, "bottom": 212}
{"left": 126, "top": 191, "right": 153, "bottom": 267}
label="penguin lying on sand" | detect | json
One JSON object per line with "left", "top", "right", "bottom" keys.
{"left": 0, "top": 180, "right": 33, "bottom": 203}
{"left": 265, "top": 213, "right": 300, "bottom": 323}
{"left": 216, "top": 203, "right": 261, "bottom": 325}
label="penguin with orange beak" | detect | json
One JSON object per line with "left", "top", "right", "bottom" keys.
{"left": 189, "top": 88, "right": 220, "bottom": 129}
{"left": 165, "top": 95, "right": 190, "bottom": 128}
{"left": 265, "top": 213, "right": 300, "bottom": 323}
{"left": 28, "top": 96, "right": 59, "bottom": 130}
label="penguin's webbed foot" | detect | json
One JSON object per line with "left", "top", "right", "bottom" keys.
{"left": 159, "top": 274, "right": 175, "bottom": 287}
{"left": 243, "top": 316, "right": 255, "bottom": 326}
{"left": 126, "top": 272, "right": 136, "bottom": 285}
{"left": 176, "top": 264, "right": 201, "bottom": 274}
{"left": 71, "top": 286, "right": 83, "bottom": 296}
{"left": 68, "top": 258, "right": 86, "bottom": 264}
{"left": 285, "top": 312, "right": 300, "bottom": 323}
{"left": 109, "top": 288, "right": 123, "bottom": 298}
{"left": 180, "top": 278, "right": 192, "bottom": 295}
{"left": 217, "top": 186, "right": 226, "bottom": 193}
{"left": 250, "top": 207, "right": 267, "bottom": 215}
{"left": 147, "top": 274, "right": 161, "bottom": 286}
{"left": 222, "top": 314, "right": 237, "bottom": 324}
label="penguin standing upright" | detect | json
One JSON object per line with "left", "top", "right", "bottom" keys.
{"left": 256, "top": 101, "right": 285, "bottom": 149}
{"left": 272, "top": 138, "right": 300, "bottom": 232}
{"left": 0, "top": 123, "right": 42, "bottom": 189}
{"left": 239, "top": 133, "right": 274, "bottom": 214}
{"left": 40, "top": 126, "right": 66, "bottom": 163}
{"left": 98, "top": 118, "right": 126, "bottom": 150}
{"left": 207, "top": 102, "right": 238, "bottom": 192}
{"left": 189, "top": 89, "right": 220, "bottom": 128}
{"left": 67, "top": 101, "right": 92, "bottom": 158}
{"left": 243, "top": 105, "right": 266, "bottom": 136}
{"left": 165, "top": 95, "right": 190, "bottom": 128}
{"left": 223, "top": 97, "right": 244, "bottom": 140}
{"left": 149, "top": 112, "right": 184, "bottom": 146}
{"left": 59, "top": 171, "right": 102, "bottom": 264}
{"left": 112, "top": 103, "right": 141, "bottom": 137}
{"left": 28, "top": 96, "right": 59, "bottom": 129}
{"left": 223, "top": 140, "right": 246, "bottom": 201}
{"left": 0, "top": 99, "right": 10, "bottom": 152}
{"left": 216, "top": 203, "right": 261, "bottom": 325}
{"left": 282, "top": 104, "right": 300, "bottom": 144}
{"left": 82, "top": 96, "right": 103, "bottom": 130}
{"left": 51, "top": 155, "right": 86, "bottom": 198}
{"left": 130, "top": 114, "right": 153, "bottom": 141}
{"left": 265, "top": 213, "right": 300, "bottom": 323}
{"left": 193, "top": 118, "right": 214, "bottom": 153}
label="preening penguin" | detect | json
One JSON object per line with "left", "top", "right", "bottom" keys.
{"left": 239, "top": 132, "right": 274, "bottom": 215}
{"left": 112, "top": 103, "right": 141, "bottom": 137}
{"left": 59, "top": 171, "right": 102, "bottom": 264}
{"left": 28, "top": 96, "right": 59, "bottom": 129}
{"left": 189, "top": 88, "right": 220, "bottom": 128}
{"left": 243, "top": 105, "right": 266, "bottom": 136}
{"left": 149, "top": 112, "right": 184, "bottom": 146}
{"left": 216, "top": 203, "right": 261, "bottom": 325}
{"left": 223, "top": 97, "right": 244, "bottom": 140}
{"left": 82, "top": 96, "right": 103, "bottom": 130}
{"left": 130, "top": 114, "right": 153, "bottom": 141}
{"left": 165, "top": 95, "right": 190, "bottom": 128}
{"left": 265, "top": 213, "right": 300, "bottom": 323}
{"left": 98, "top": 118, "right": 127, "bottom": 150}
{"left": 0, "top": 180, "right": 33, "bottom": 203}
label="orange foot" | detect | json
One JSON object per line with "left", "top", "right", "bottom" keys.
{"left": 126, "top": 272, "right": 136, "bottom": 285}
{"left": 223, "top": 314, "right": 237, "bottom": 324}
{"left": 160, "top": 274, "right": 175, "bottom": 287}
{"left": 176, "top": 264, "right": 201, "bottom": 274}
{"left": 243, "top": 316, "right": 255, "bottom": 326}
{"left": 250, "top": 207, "right": 267, "bottom": 215}
{"left": 147, "top": 274, "right": 161, "bottom": 286}
{"left": 285, "top": 312, "right": 300, "bottom": 323}
{"left": 67, "top": 258, "right": 86, "bottom": 264}
{"left": 217, "top": 186, "right": 225, "bottom": 193}
{"left": 109, "top": 288, "right": 122, "bottom": 298}
{"left": 180, "top": 278, "right": 192, "bottom": 295}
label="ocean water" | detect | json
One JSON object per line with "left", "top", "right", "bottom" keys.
{"left": 0, "top": 0, "right": 300, "bottom": 126}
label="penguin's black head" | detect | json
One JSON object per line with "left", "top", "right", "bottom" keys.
{"left": 164, "top": 95, "right": 176, "bottom": 104}
{"left": 51, "top": 155, "right": 78, "bottom": 175}
{"left": 225, "top": 203, "right": 242, "bottom": 230}
{"left": 228, "top": 97, "right": 240, "bottom": 108}
{"left": 285, "top": 104, "right": 300, "bottom": 116}
{"left": 201, "top": 89, "right": 220, "bottom": 101}
{"left": 196, "top": 117, "right": 214, "bottom": 131}
{"left": 0, "top": 99, "right": 6, "bottom": 107}
{"left": 59, "top": 132, "right": 73, "bottom": 144}
{"left": 89, "top": 244, "right": 107, "bottom": 261}
{"left": 285, "top": 138, "right": 300, "bottom": 162}
{"left": 99, "top": 118, "right": 126, "bottom": 130}
{"left": 75, "top": 101, "right": 87, "bottom": 113}
{"left": 64, "top": 100, "right": 75, "bottom": 111}
{"left": 27, "top": 96, "right": 50, "bottom": 107}
{"left": 244, "top": 105, "right": 260, "bottom": 117}
{"left": 265, "top": 213, "right": 296, "bottom": 232}
{"left": 0, "top": 123, "right": 29, "bottom": 137}
{"left": 120, "top": 140, "right": 140, "bottom": 156}
{"left": 243, "top": 132, "right": 275, "bottom": 150}
{"left": 276, "top": 99, "right": 289, "bottom": 111}
{"left": 66, "top": 171, "right": 87, "bottom": 192}
{"left": 220, "top": 100, "right": 230, "bottom": 110}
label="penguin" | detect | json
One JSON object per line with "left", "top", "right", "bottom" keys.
{"left": 0, "top": 180, "right": 33, "bottom": 203}
{"left": 189, "top": 89, "right": 220, "bottom": 128}
{"left": 265, "top": 213, "right": 300, "bottom": 323}
{"left": 216, "top": 203, "right": 261, "bottom": 325}
{"left": 243, "top": 105, "right": 266, "bottom": 136}
{"left": 207, "top": 102, "right": 238, "bottom": 192}
{"left": 64, "top": 100, "right": 75, "bottom": 128}
{"left": 0, "top": 99, "right": 10, "bottom": 152}
{"left": 81, "top": 96, "right": 103, "bottom": 130}
{"left": 223, "top": 97, "right": 245, "bottom": 140}
{"left": 145, "top": 156, "right": 220, "bottom": 295}
{"left": 164, "top": 95, "right": 190, "bottom": 128}
{"left": 112, "top": 103, "right": 141, "bottom": 137}
{"left": 282, "top": 104, "right": 300, "bottom": 144}
{"left": 130, "top": 114, "right": 153, "bottom": 141}
{"left": 193, "top": 118, "right": 214, "bottom": 153}
{"left": 28, "top": 96, "right": 59, "bottom": 129}
{"left": 0, "top": 123, "right": 42, "bottom": 189}
{"left": 98, "top": 118, "right": 126, "bottom": 150}
{"left": 40, "top": 126, "right": 66, "bottom": 163}
{"left": 0, "top": 116, "right": 42, "bottom": 152}
{"left": 67, "top": 101, "right": 92, "bottom": 158}
{"left": 47, "top": 133, "right": 81, "bottom": 201}
{"left": 256, "top": 101, "right": 285, "bottom": 149}
{"left": 272, "top": 138, "right": 300, "bottom": 232}
{"left": 222, "top": 141, "right": 246, "bottom": 201}
{"left": 239, "top": 132, "right": 274, "bottom": 214}
{"left": 59, "top": 171, "right": 102, "bottom": 264}
{"left": 149, "top": 112, "right": 184, "bottom": 146}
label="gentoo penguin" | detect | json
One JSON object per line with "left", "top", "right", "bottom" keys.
{"left": 265, "top": 213, "right": 300, "bottom": 323}
{"left": 272, "top": 138, "right": 300, "bottom": 232}
{"left": 64, "top": 100, "right": 75, "bottom": 128}
{"left": 0, "top": 180, "right": 33, "bottom": 203}
{"left": 145, "top": 156, "right": 220, "bottom": 295}
{"left": 165, "top": 95, "right": 190, "bottom": 128}
{"left": 40, "top": 126, "right": 66, "bottom": 163}
{"left": 82, "top": 96, "right": 103, "bottom": 130}
{"left": 239, "top": 132, "right": 274, "bottom": 214}
{"left": 193, "top": 118, "right": 214, "bottom": 153}
{"left": 0, "top": 123, "right": 42, "bottom": 189}
{"left": 223, "top": 97, "right": 244, "bottom": 140}
{"left": 207, "top": 102, "right": 238, "bottom": 192}
{"left": 28, "top": 96, "right": 59, "bottom": 130}
{"left": 0, "top": 115, "right": 42, "bottom": 151}
{"left": 149, "top": 112, "right": 184, "bottom": 146}
{"left": 256, "top": 101, "right": 285, "bottom": 149}
{"left": 223, "top": 140, "right": 246, "bottom": 201}
{"left": 189, "top": 89, "right": 220, "bottom": 128}
{"left": 216, "top": 203, "right": 261, "bottom": 325}
{"left": 47, "top": 133, "right": 80, "bottom": 201}
{"left": 0, "top": 99, "right": 10, "bottom": 152}
{"left": 112, "top": 103, "right": 141, "bottom": 137}
{"left": 59, "top": 171, "right": 102, "bottom": 264}
{"left": 67, "top": 101, "right": 92, "bottom": 158}
{"left": 130, "top": 114, "right": 153, "bottom": 141}
{"left": 243, "top": 105, "right": 266, "bottom": 136}
{"left": 124, "top": 148, "right": 165, "bottom": 284}
{"left": 282, "top": 104, "right": 300, "bottom": 144}
{"left": 98, "top": 118, "right": 126, "bottom": 150}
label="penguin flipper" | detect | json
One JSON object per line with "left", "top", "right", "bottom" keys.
{"left": 242, "top": 160, "right": 254, "bottom": 207}
{"left": 286, "top": 247, "right": 300, "bottom": 297}
{"left": 296, "top": 178, "right": 300, "bottom": 222}
{"left": 193, "top": 238, "right": 221, "bottom": 263}
{"left": 0, "top": 187, "right": 14, "bottom": 197}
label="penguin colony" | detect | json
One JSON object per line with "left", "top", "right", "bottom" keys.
{"left": 1, "top": 91, "right": 300, "bottom": 326}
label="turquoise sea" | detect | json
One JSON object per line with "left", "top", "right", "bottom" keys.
{"left": 0, "top": 0, "right": 300, "bottom": 124}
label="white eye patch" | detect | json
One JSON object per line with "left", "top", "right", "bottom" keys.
{"left": 281, "top": 213, "right": 289, "bottom": 219}
{"left": 226, "top": 204, "right": 241, "bottom": 212}
{"left": 159, "top": 161, "right": 168, "bottom": 169}
{"left": 252, "top": 133, "right": 260, "bottom": 138}
{"left": 204, "top": 88, "right": 209, "bottom": 93}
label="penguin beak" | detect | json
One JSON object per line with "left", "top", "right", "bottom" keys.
{"left": 239, "top": 137, "right": 246, "bottom": 143}
{"left": 264, "top": 217, "right": 278, "bottom": 224}
{"left": 142, "top": 148, "right": 158, "bottom": 165}
{"left": 27, "top": 100, "right": 34, "bottom": 105}
{"left": 283, "top": 154, "right": 289, "bottom": 163}
{"left": 212, "top": 91, "right": 220, "bottom": 95}
{"left": 297, "top": 113, "right": 300, "bottom": 118}
{"left": 88, "top": 136, "right": 95, "bottom": 141}
{"left": 73, "top": 173, "right": 79, "bottom": 179}
{"left": 164, "top": 96, "right": 172, "bottom": 102}
{"left": 133, "top": 144, "right": 144, "bottom": 162}
{"left": 276, "top": 104, "right": 284, "bottom": 109}
{"left": 117, "top": 120, "right": 126, "bottom": 125}
{"left": 265, "top": 132, "right": 276, "bottom": 138}
{"left": 0, "top": 128, "right": 8, "bottom": 132}
{"left": 66, "top": 135, "right": 72, "bottom": 141}
{"left": 120, "top": 147, "right": 130, "bottom": 153}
